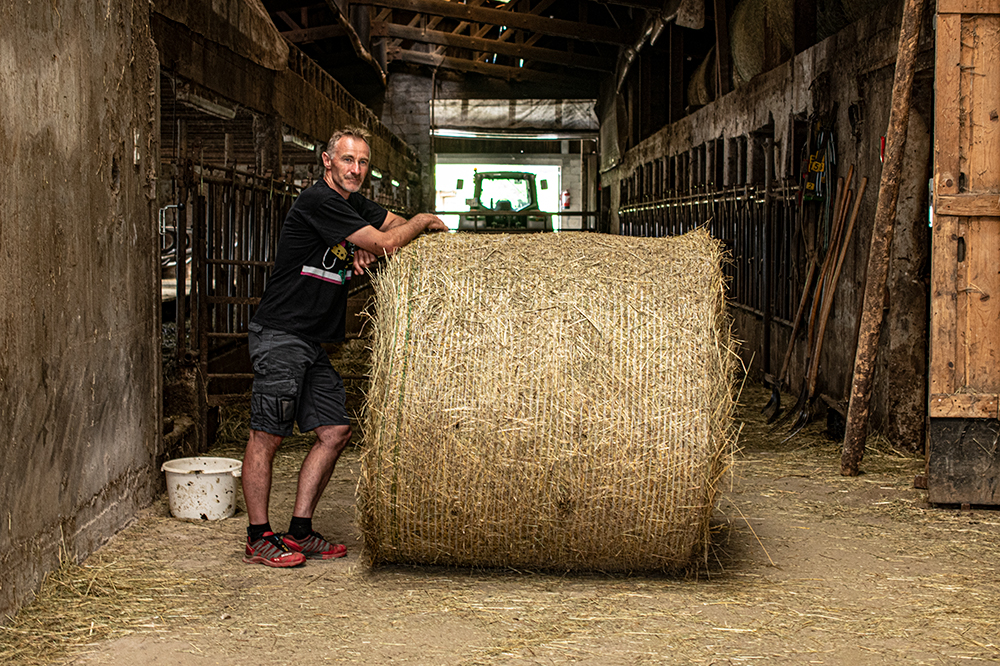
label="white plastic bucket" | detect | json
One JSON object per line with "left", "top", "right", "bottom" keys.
{"left": 161, "top": 457, "right": 243, "bottom": 520}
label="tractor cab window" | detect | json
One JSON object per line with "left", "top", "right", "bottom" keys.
{"left": 478, "top": 177, "right": 533, "bottom": 211}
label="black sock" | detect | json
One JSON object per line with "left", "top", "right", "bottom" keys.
{"left": 248, "top": 522, "right": 272, "bottom": 541}
{"left": 288, "top": 516, "right": 312, "bottom": 539}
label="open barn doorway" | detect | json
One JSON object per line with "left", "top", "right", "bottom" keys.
{"left": 425, "top": 97, "right": 603, "bottom": 232}
{"left": 432, "top": 136, "right": 601, "bottom": 232}
{"left": 435, "top": 161, "right": 562, "bottom": 230}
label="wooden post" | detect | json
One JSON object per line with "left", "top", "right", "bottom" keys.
{"left": 176, "top": 118, "right": 188, "bottom": 362}
{"left": 840, "top": 0, "right": 926, "bottom": 476}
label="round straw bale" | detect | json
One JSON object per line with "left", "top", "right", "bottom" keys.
{"left": 730, "top": 0, "right": 766, "bottom": 86}
{"left": 358, "top": 229, "right": 736, "bottom": 573}
{"left": 688, "top": 47, "right": 717, "bottom": 108}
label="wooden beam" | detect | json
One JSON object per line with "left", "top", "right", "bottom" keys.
{"left": 937, "top": 0, "right": 1000, "bottom": 13}
{"left": 276, "top": 11, "right": 301, "bottom": 30}
{"left": 402, "top": 0, "right": 488, "bottom": 55}
{"left": 466, "top": 0, "right": 556, "bottom": 61}
{"left": 320, "top": 0, "right": 385, "bottom": 82}
{"left": 841, "top": 0, "right": 925, "bottom": 475}
{"left": 381, "top": 23, "right": 613, "bottom": 72}
{"left": 281, "top": 23, "right": 347, "bottom": 42}
{"left": 395, "top": 49, "right": 597, "bottom": 90}
{"left": 930, "top": 393, "right": 1000, "bottom": 419}
{"left": 595, "top": 0, "right": 664, "bottom": 8}
{"left": 934, "top": 13, "right": 962, "bottom": 198}
{"left": 930, "top": 215, "right": 960, "bottom": 397}
{"left": 936, "top": 194, "right": 1000, "bottom": 217}
{"left": 352, "top": 0, "right": 634, "bottom": 45}
{"left": 929, "top": 14, "right": 962, "bottom": 400}
{"left": 469, "top": 0, "right": 556, "bottom": 60}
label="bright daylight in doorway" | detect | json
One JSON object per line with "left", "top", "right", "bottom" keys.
{"left": 435, "top": 163, "right": 563, "bottom": 230}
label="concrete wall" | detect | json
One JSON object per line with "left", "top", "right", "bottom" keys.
{"left": 0, "top": 1, "right": 161, "bottom": 620}
{"left": 382, "top": 72, "right": 434, "bottom": 209}
{"left": 601, "top": 0, "right": 933, "bottom": 451}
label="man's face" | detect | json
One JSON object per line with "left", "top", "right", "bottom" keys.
{"left": 323, "top": 135, "right": 370, "bottom": 197}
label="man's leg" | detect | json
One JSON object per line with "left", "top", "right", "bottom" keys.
{"left": 241, "top": 428, "right": 306, "bottom": 567}
{"left": 242, "top": 324, "right": 311, "bottom": 567}
{"left": 292, "top": 424, "right": 352, "bottom": 518}
{"left": 242, "top": 428, "right": 284, "bottom": 525}
{"left": 281, "top": 424, "right": 351, "bottom": 559}
{"left": 279, "top": 344, "right": 351, "bottom": 559}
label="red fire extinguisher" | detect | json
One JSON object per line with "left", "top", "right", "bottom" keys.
{"left": 560, "top": 189, "right": 571, "bottom": 209}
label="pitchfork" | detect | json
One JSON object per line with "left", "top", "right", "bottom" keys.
{"left": 783, "top": 174, "right": 867, "bottom": 441}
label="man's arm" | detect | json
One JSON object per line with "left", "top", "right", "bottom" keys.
{"left": 350, "top": 212, "right": 434, "bottom": 275}
{"left": 348, "top": 213, "right": 447, "bottom": 258}
{"left": 380, "top": 211, "right": 408, "bottom": 231}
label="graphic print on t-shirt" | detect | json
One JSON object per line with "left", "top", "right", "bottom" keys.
{"left": 300, "top": 240, "right": 352, "bottom": 284}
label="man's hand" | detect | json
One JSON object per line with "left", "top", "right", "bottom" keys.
{"left": 381, "top": 212, "right": 447, "bottom": 233}
{"left": 353, "top": 247, "right": 378, "bottom": 275}
{"left": 412, "top": 213, "right": 449, "bottom": 233}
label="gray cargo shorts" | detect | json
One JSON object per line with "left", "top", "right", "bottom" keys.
{"left": 247, "top": 322, "right": 349, "bottom": 437}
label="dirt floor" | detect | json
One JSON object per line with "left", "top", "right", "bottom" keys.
{"left": 3, "top": 364, "right": 1000, "bottom": 664}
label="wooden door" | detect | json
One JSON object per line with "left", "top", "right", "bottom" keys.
{"left": 928, "top": 0, "right": 1000, "bottom": 504}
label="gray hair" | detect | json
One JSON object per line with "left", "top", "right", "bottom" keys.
{"left": 325, "top": 126, "right": 371, "bottom": 155}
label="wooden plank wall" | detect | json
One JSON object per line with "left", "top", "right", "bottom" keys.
{"left": 928, "top": 0, "right": 1000, "bottom": 503}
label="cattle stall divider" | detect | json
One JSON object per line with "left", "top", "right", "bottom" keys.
{"left": 163, "top": 161, "right": 300, "bottom": 451}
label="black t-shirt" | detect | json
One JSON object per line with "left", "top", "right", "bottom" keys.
{"left": 252, "top": 179, "right": 387, "bottom": 342}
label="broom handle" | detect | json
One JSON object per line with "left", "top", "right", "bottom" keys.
{"left": 803, "top": 176, "right": 845, "bottom": 356}
{"left": 805, "top": 176, "right": 867, "bottom": 399}
{"left": 805, "top": 166, "right": 852, "bottom": 367}
{"left": 779, "top": 145, "right": 822, "bottom": 383}
{"left": 823, "top": 166, "right": 855, "bottom": 302}
{"left": 802, "top": 165, "right": 854, "bottom": 392}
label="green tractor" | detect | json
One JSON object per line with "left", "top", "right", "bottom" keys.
{"left": 458, "top": 171, "right": 552, "bottom": 232}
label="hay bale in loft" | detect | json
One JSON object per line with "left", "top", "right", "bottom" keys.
{"left": 358, "top": 229, "right": 737, "bottom": 573}
{"left": 730, "top": 0, "right": 766, "bottom": 85}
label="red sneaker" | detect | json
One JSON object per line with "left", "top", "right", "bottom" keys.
{"left": 282, "top": 531, "right": 347, "bottom": 560}
{"left": 243, "top": 531, "right": 306, "bottom": 567}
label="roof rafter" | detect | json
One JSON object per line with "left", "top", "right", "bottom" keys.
{"left": 281, "top": 23, "right": 347, "bottom": 42}
{"left": 430, "top": 0, "right": 521, "bottom": 56}
{"left": 466, "top": 0, "right": 557, "bottom": 62}
{"left": 397, "top": 49, "right": 598, "bottom": 91}
{"left": 406, "top": 0, "right": 492, "bottom": 55}
{"left": 379, "top": 22, "right": 614, "bottom": 72}
{"left": 351, "top": 0, "right": 635, "bottom": 46}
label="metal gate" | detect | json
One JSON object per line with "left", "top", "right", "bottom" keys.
{"left": 165, "top": 162, "right": 301, "bottom": 448}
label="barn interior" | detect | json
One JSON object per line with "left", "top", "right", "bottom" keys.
{"left": 2, "top": 0, "right": 999, "bottom": 631}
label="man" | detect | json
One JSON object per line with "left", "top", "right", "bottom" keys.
{"left": 242, "top": 127, "right": 447, "bottom": 567}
